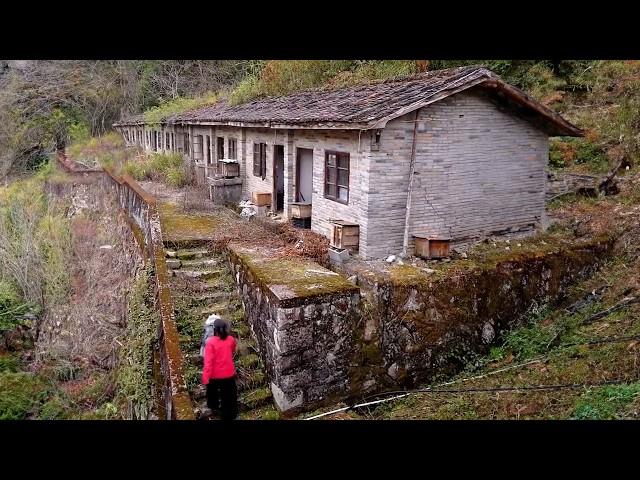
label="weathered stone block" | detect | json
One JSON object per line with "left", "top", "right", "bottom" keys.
{"left": 273, "top": 323, "right": 313, "bottom": 354}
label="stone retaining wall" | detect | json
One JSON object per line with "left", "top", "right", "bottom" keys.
{"left": 226, "top": 246, "right": 361, "bottom": 414}
{"left": 349, "top": 237, "right": 614, "bottom": 391}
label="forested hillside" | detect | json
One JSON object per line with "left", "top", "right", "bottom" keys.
{"left": 2, "top": 60, "right": 638, "bottom": 178}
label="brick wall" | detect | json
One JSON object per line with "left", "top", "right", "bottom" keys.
{"left": 366, "top": 88, "right": 549, "bottom": 259}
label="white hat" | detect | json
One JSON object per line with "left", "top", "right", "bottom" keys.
{"left": 205, "top": 314, "right": 221, "bottom": 326}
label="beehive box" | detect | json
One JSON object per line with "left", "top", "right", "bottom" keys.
{"left": 252, "top": 192, "right": 272, "bottom": 206}
{"left": 331, "top": 221, "right": 359, "bottom": 253}
{"left": 290, "top": 202, "right": 312, "bottom": 219}
{"left": 414, "top": 236, "right": 451, "bottom": 259}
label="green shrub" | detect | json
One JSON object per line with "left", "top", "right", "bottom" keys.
{"left": 124, "top": 161, "right": 148, "bottom": 180}
{"left": 0, "top": 354, "right": 19, "bottom": 373}
{"left": 0, "top": 282, "right": 30, "bottom": 332}
{"left": 549, "top": 138, "right": 610, "bottom": 173}
{"left": 38, "top": 395, "right": 73, "bottom": 420}
{"left": 143, "top": 93, "right": 218, "bottom": 126}
{"left": 0, "top": 174, "right": 70, "bottom": 310}
{"left": 0, "top": 372, "right": 49, "bottom": 420}
{"left": 165, "top": 167, "right": 186, "bottom": 187}
{"left": 123, "top": 153, "right": 188, "bottom": 187}
{"left": 228, "top": 75, "right": 263, "bottom": 105}
{"left": 571, "top": 382, "right": 640, "bottom": 420}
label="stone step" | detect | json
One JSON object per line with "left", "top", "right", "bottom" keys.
{"left": 193, "top": 291, "right": 231, "bottom": 303}
{"left": 195, "top": 302, "right": 233, "bottom": 317}
{"left": 172, "top": 269, "right": 222, "bottom": 280}
{"left": 172, "top": 248, "right": 212, "bottom": 260}
{"left": 179, "top": 258, "right": 220, "bottom": 269}
{"left": 166, "top": 258, "right": 182, "bottom": 270}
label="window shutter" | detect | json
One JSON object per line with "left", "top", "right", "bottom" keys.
{"left": 261, "top": 143, "right": 266, "bottom": 180}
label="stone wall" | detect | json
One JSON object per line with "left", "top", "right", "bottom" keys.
{"left": 209, "top": 177, "right": 243, "bottom": 204}
{"left": 347, "top": 237, "right": 613, "bottom": 390}
{"left": 226, "top": 246, "right": 361, "bottom": 414}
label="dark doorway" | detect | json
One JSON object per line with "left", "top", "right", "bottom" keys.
{"left": 273, "top": 145, "right": 285, "bottom": 212}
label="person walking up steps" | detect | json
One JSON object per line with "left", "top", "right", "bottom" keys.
{"left": 202, "top": 317, "right": 238, "bottom": 420}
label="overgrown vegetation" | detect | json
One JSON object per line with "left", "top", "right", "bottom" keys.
{"left": 114, "top": 266, "right": 158, "bottom": 419}
{"left": 0, "top": 281, "right": 30, "bottom": 333}
{"left": 143, "top": 92, "right": 218, "bottom": 125}
{"left": 0, "top": 371, "right": 51, "bottom": 420}
{"left": 228, "top": 60, "right": 419, "bottom": 105}
{"left": 67, "top": 132, "right": 131, "bottom": 170}
{"left": 0, "top": 163, "right": 71, "bottom": 311}
{"left": 124, "top": 152, "right": 192, "bottom": 187}
{"left": 571, "top": 382, "right": 640, "bottom": 420}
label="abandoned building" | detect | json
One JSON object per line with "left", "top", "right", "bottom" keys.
{"left": 114, "top": 66, "right": 582, "bottom": 260}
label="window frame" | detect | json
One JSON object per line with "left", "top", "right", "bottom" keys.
{"left": 324, "top": 150, "right": 350, "bottom": 204}
{"left": 228, "top": 138, "right": 237, "bottom": 160}
{"left": 253, "top": 142, "right": 267, "bottom": 179}
{"left": 217, "top": 137, "right": 225, "bottom": 160}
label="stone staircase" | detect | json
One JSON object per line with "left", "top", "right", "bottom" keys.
{"left": 165, "top": 245, "right": 278, "bottom": 420}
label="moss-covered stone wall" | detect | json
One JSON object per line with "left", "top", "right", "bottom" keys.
{"left": 352, "top": 237, "right": 614, "bottom": 390}
{"left": 227, "top": 245, "right": 360, "bottom": 414}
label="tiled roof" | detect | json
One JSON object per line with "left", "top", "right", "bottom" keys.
{"left": 113, "top": 113, "right": 144, "bottom": 126}
{"left": 173, "top": 66, "right": 493, "bottom": 127}
{"left": 114, "top": 66, "right": 582, "bottom": 136}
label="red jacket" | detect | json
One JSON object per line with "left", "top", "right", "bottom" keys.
{"left": 202, "top": 335, "right": 237, "bottom": 384}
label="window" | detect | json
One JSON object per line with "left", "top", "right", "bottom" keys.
{"left": 324, "top": 151, "right": 349, "bottom": 203}
{"left": 217, "top": 137, "right": 225, "bottom": 160}
{"left": 166, "top": 132, "right": 170, "bottom": 150}
{"left": 184, "top": 133, "right": 190, "bottom": 155}
{"left": 253, "top": 142, "right": 266, "bottom": 179}
{"left": 228, "top": 138, "right": 237, "bottom": 160}
{"left": 206, "top": 135, "right": 212, "bottom": 164}
{"left": 195, "top": 135, "right": 204, "bottom": 161}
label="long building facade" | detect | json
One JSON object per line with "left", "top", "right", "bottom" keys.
{"left": 114, "top": 66, "right": 582, "bottom": 260}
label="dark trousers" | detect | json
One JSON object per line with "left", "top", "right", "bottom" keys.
{"left": 207, "top": 376, "right": 238, "bottom": 420}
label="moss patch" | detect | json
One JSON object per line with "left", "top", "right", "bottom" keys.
{"left": 231, "top": 245, "right": 357, "bottom": 302}
{"left": 158, "top": 202, "right": 221, "bottom": 243}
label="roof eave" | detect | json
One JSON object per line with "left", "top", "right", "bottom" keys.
{"left": 480, "top": 79, "right": 583, "bottom": 137}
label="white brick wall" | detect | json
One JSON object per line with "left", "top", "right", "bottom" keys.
{"left": 366, "top": 89, "right": 549, "bottom": 259}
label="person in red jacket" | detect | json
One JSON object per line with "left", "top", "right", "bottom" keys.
{"left": 202, "top": 317, "right": 238, "bottom": 420}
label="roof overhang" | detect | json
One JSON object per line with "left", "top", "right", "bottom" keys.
{"left": 113, "top": 72, "right": 582, "bottom": 137}
{"left": 370, "top": 77, "right": 583, "bottom": 137}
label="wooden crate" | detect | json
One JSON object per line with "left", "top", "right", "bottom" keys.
{"left": 414, "top": 236, "right": 451, "bottom": 259}
{"left": 218, "top": 160, "right": 239, "bottom": 178}
{"left": 290, "top": 202, "right": 312, "bottom": 219}
{"left": 252, "top": 191, "right": 272, "bottom": 206}
{"left": 331, "top": 221, "right": 359, "bottom": 252}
